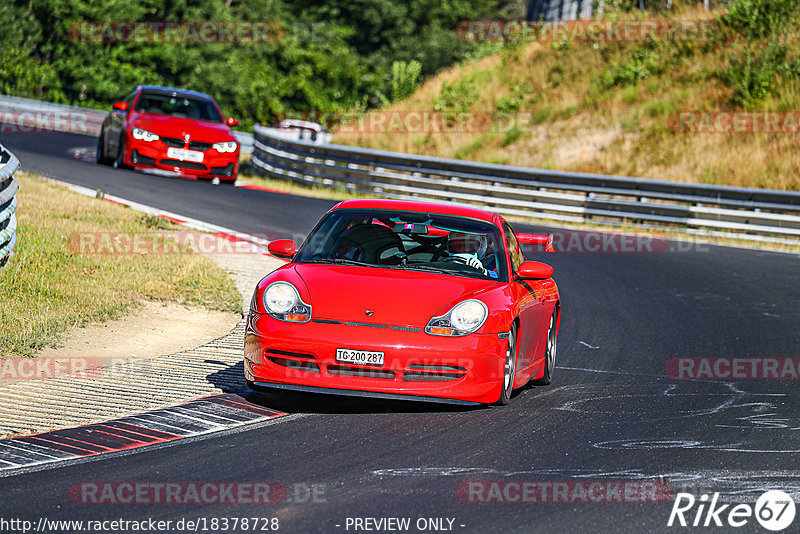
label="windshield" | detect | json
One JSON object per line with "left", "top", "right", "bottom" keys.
{"left": 134, "top": 92, "right": 222, "bottom": 122}
{"left": 295, "top": 209, "right": 508, "bottom": 282}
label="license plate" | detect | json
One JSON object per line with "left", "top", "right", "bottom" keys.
{"left": 167, "top": 147, "right": 204, "bottom": 163}
{"left": 336, "top": 348, "right": 384, "bottom": 366}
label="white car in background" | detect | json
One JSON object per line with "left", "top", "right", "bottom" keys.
{"left": 276, "top": 119, "right": 331, "bottom": 144}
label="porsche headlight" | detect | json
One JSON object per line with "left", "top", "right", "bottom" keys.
{"left": 213, "top": 141, "right": 238, "bottom": 153}
{"left": 425, "top": 299, "right": 488, "bottom": 336}
{"left": 131, "top": 128, "right": 159, "bottom": 142}
{"left": 263, "top": 282, "right": 311, "bottom": 322}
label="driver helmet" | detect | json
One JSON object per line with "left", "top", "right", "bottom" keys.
{"left": 447, "top": 232, "right": 488, "bottom": 258}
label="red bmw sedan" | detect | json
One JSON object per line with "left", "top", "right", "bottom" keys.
{"left": 97, "top": 85, "right": 240, "bottom": 183}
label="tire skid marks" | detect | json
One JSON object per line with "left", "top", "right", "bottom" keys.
{"left": 553, "top": 368, "right": 799, "bottom": 454}
{"left": 0, "top": 394, "right": 286, "bottom": 472}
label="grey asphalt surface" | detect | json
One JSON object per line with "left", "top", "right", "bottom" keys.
{"left": 1, "top": 130, "right": 799, "bottom": 533}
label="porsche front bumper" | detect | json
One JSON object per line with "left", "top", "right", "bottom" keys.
{"left": 243, "top": 311, "right": 508, "bottom": 405}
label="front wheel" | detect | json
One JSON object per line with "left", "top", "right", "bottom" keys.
{"left": 113, "top": 136, "right": 128, "bottom": 169}
{"left": 96, "top": 129, "right": 111, "bottom": 165}
{"left": 496, "top": 323, "right": 518, "bottom": 405}
{"left": 532, "top": 312, "right": 557, "bottom": 386}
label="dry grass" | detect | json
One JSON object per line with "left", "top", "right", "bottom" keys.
{"left": 334, "top": 6, "right": 800, "bottom": 191}
{"left": 0, "top": 172, "right": 241, "bottom": 356}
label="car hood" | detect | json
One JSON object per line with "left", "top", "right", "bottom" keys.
{"left": 131, "top": 113, "right": 234, "bottom": 141}
{"left": 292, "top": 263, "right": 499, "bottom": 327}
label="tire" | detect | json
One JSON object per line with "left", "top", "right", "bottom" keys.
{"left": 113, "top": 135, "right": 128, "bottom": 169}
{"left": 532, "top": 312, "right": 557, "bottom": 386}
{"left": 496, "top": 323, "right": 518, "bottom": 405}
{"left": 96, "top": 129, "right": 111, "bottom": 165}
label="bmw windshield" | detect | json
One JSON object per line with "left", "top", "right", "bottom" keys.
{"left": 134, "top": 92, "right": 223, "bottom": 123}
{"left": 295, "top": 209, "right": 508, "bottom": 282}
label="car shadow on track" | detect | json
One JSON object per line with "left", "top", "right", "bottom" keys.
{"left": 243, "top": 389, "right": 486, "bottom": 415}
{"left": 206, "top": 361, "right": 495, "bottom": 415}
{"left": 205, "top": 359, "right": 249, "bottom": 392}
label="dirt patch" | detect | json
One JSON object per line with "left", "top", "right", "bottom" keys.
{"left": 551, "top": 127, "right": 622, "bottom": 168}
{"left": 0, "top": 301, "right": 240, "bottom": 385}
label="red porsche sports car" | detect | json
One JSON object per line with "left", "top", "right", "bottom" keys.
{"left": 97, "top": 85, "right": 240, "bottom": 182}
{"left": 244, "top": 199, "right": 560, "bottom": 405}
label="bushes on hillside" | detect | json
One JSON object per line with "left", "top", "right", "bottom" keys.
{"left": 0, "top": 0, "right": 514, "bottom": 128}
{"left": 721, "top": 0, "right": 800, "bottom": 107}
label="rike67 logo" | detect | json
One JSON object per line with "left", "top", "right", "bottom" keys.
{"left": 668, "top": 490, "right": 796, "bottom": 531}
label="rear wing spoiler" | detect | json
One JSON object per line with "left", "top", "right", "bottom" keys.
{"left": 516, "top": 233, "right": 555, "bottom": 252}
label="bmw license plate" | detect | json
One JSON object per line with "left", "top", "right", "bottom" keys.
{"left": 336, "top": 348, "right": 384, "bottom": 366}
{"left": 167, "top": 147, "right": 204, "bottom": 163}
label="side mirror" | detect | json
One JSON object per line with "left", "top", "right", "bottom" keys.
{"left": 517, "top": 261, "right": 554, "bottom": 280}
{"left": 112, "top": 101, "right": 129, "bottom": 112}
{"left": 226, "top": 116, "right": 239, "bottom": 127}
{"left": 268, "top": 239, "right": 297, "bottom": 259}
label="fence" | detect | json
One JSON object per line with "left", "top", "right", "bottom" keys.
{"left": 526, "top": 1, "right": 727, "bottom": 20}
{"left": 251, "top": 124, "right": 800, "bottom": 244}
{"left": 0, "top": 144, "right": 20, "bottom": 267}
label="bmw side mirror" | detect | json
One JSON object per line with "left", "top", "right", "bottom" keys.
{"left": 516, "top": 261, "right": 554, "bottom": 280}
{"left": 112, "top": 101, "right": 129, "bottom": 112}
{"left": 226, "top": 116, "right": 239, "bottom": 127}
{"left": 268, "top": 239, "right": 297, "bottom": 259}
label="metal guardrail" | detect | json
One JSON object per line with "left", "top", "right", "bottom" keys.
{"left": 0, "top": 144, "right": 20, "bottom": 267}
{"left": 0, "top": 94, "right": 253, "bottom": 155}
{"left": 252, "top": 124, "right": 800, "bottom": 242}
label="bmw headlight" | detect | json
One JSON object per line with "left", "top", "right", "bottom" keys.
{"left": 131, "top": 128, "right": 159, "bottom": 142}
{"left": 425, "top": 299, "right": 488, "bottom": 336}
{"left": 263, "top": 282, "right": 311, "bottom": 322}
{"left": 213, "top": 141, "right": 238, "bottom": 153}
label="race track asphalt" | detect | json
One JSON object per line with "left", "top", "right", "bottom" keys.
{"left": 1, "top": 131, "right": 799, "bottom": 533}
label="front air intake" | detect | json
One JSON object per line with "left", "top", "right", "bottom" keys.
{"left": 327, "top": 365, "right": 395, "bottom": 380}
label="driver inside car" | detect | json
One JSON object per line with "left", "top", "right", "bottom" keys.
{"left": 445, "top": 232, "right": 489, "bottom": 275}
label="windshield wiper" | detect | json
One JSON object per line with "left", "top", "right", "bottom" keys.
{"left": 397, "top": 264, "right": 476, "bottom": 278}
{"left": 301, "top": 258, "right": 374, "bottom": 267}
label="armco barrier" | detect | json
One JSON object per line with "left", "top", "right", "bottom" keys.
{"left": 0, "top": 143, "right": 20, "bottom": 267}
{"left": 251, "top": 124, "right": 800, "bottom": 243}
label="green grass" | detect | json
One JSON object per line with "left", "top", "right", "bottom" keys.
{"left": 0, "top": 173, "right": 241, "bottom": 356}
